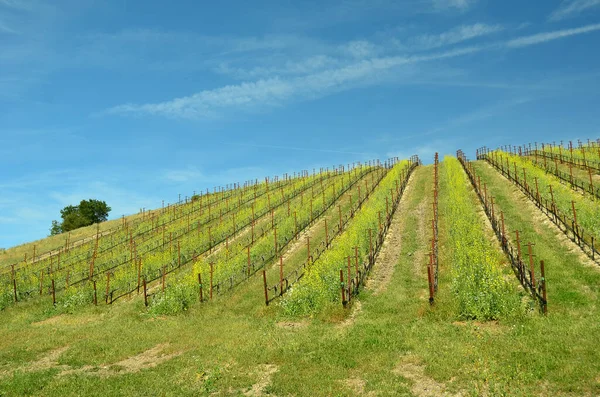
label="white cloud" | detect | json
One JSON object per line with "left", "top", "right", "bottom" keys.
{"left": 106, "top": 78, "right": 295, "bottom": 119}
{"left": 339, "top": 40, "right": 379, "bottom": 58}
{"left": 215, "top": 55, "right": 340, "bottom": 79}
{"left": 505, "top": 23, "right": 600, "bottom": 47}
{"left": 549, "top": 0, "right": 600, "bottom": 21}
{"left": 105, "top": 23, "right": 600, "bottom": 120}
{"left": 405, "top": 23, "right": 503, "bottom": 51}
{"left": 105, "top": 47, "right": 482, "bottom": 119}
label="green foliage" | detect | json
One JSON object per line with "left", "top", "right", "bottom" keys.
{"left": 281, "top": 160, "right": 410, "bottom": 316}
{"left": 51, "top": 199, "right": 111, "bottom": 235}
{"left": 79, "top": 199, "right": 111, "bottom": 224}
{"left": 443, "top": 156, "right": 521, "bottom": 320}
{"left": 49, "top": 220, "right": 62, "bottom": 236}
{"left": 51, "top": 284, "right": 95, "bottom": 314}
{"left": 147, "top": 279, "right": 197, "bottom": 315}
{"left": 0, "top": 290, "right": 12, "bottom": 311}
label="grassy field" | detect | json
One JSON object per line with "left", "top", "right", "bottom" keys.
{"left": 0, "top": 160, "right": 598, "bottom": 396}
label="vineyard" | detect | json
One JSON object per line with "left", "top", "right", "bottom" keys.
{"left": 0, "top": 141, "right": 599, "bottom": 396}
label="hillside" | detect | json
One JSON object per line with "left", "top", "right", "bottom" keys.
{"left": 0, "top": 142, "right": 599, "bottom": 396}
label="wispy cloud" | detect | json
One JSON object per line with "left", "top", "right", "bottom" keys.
{"left": 433, "top": 0, "right": 478, "bottom": 11}
{"left": 0, "top": 0, "right": 35, "bottom": 11}
{"left": 105, "top": 46, "right": 482, "bottom": 119}
{"left": 505, "top": 23, "right": 600, "bottom": 47}
{"left": 105, "top": 23, "right": 600, "bottom": 120}
{"left": 106, "top": 78, "right": 295, "bottom": 119}
{"left": 0, "top": 21, "right": 18, "bottom": 34}
{"left": 549, "top": 0, "right": 600, "bottom": 21}
{"left": 404, "top": 23, "right": 502, "bottom": 50}
{"left": 215, "top": 55, "right": 341, "bottom": 80}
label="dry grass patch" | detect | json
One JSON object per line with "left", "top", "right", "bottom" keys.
{"left": 393, "top": 354, "right": 464, "bottom": 397}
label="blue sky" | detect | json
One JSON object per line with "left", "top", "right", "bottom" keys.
{"left": 1, "top": 0, "right": 600, "bottom": 248}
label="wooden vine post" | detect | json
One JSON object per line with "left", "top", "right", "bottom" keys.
{"left": 247, "top": 246, "right": 251, "bottom": 277}
{"left": 346, "top": 256, "right": 352, "bottom": 301}
{"left": 515, "top": 231, "right": 523, "bottom": 281}
{"left": 51, "top": 279, "right": 56, "bottom": 306}
{"left": 262, "top": 270, "right": 269, "bottom": 306}
{"left": 279, "top": 257, "right": 284, "bottom": 296}
{"left": 527, "top": 243, "right": 536, "bottom": 288}
{"left": 198, "top": 273, "right": 203, "bottom": 302}
{"left": 143, "top": 278, "right": 148, "bottom": 307}
{"left": 93, "top": 280, "right": 97, "bottom": 306}
{"left": 540, "top": 260, "right": 547, "bottom": 314}
{"left": 105, "top": 273, "right": 111, "bottom": 304}
{"left": 369, "top": 229, "right": 373, "bottom": 263}
{"left": 209, "top": 262, "right": 214, "bottom": 300}
{"left": 11, "top": 264, "right": 17, "bottom": 302}
{"left": 500, "top": 212, "right": 506, "bottom": 246}
{"left": 339, "top": 269, "right": 346, "bottom": 307}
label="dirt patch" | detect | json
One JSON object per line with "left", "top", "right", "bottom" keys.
{"left": 275, "top": 321, "right": 308, "bottom": 330}
{"left": 281, "top": 219, "right": 321, "bottom": 264}
{"left": 0, "top": 346, "right": 71, "bottom": 377}
{"left": 452, "top": 320, "right": 507, "bottom": 336}
{"left": 107, "top": 343, "right": 182, "bottom": 374}
{"left": 32, "top": 313, "right": 102, "bottom": 327}
{"left": 27, "top": 346, "right": 71, "bottom": 372}
{"left": 337, "top": 300, "right": 362, "bottom": 329}
{"left": 59, "top": 343, "right": 184, "bottom": 377}
{"left": 414, "top": 201, "right": 428, "bottom": 275}
{"left": 32, "top": 314, "right": 66, "bottom": 327}
{"left": 243, "top": 364, "right": 278, "bottom": 396}
{"left": 366, "top": 173, "right": 415, "bottom": 295}
{"left": 340, "top": 377, "right": 376, "bottom": 396}
{"left": 393, "top": 355, "right": 464, "bottom": 397}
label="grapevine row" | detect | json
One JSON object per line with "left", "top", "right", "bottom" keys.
{"left": 278, "top": 157, "right": 419, "bottom": 315}
{"left": 426, "top": 153, "right": 439, "bottom": 303}
{"left": 458, "top": 151, "right": 547, "bottom": 313}
{"left": 143, "top": 163, "right": 377, "bottom": 308}
{"left": 477, "top": 148, "right": 600, "bottom": 263}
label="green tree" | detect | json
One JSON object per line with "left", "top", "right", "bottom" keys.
{"left": 49, "top": 199, "right": 111, "bottom": 235}
{"left": 79, "top": 199, "right": 111, "bottom": 223}
{"left": 50, "top": 220, "right": 62, "bottom": 236}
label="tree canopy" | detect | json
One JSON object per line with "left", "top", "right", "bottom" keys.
{"left": 50, "top": 199, "right": 111, "bottom": 235}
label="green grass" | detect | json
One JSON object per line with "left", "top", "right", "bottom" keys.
{"left": 0, "top": 160, "right": 598, "bottom": 396}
